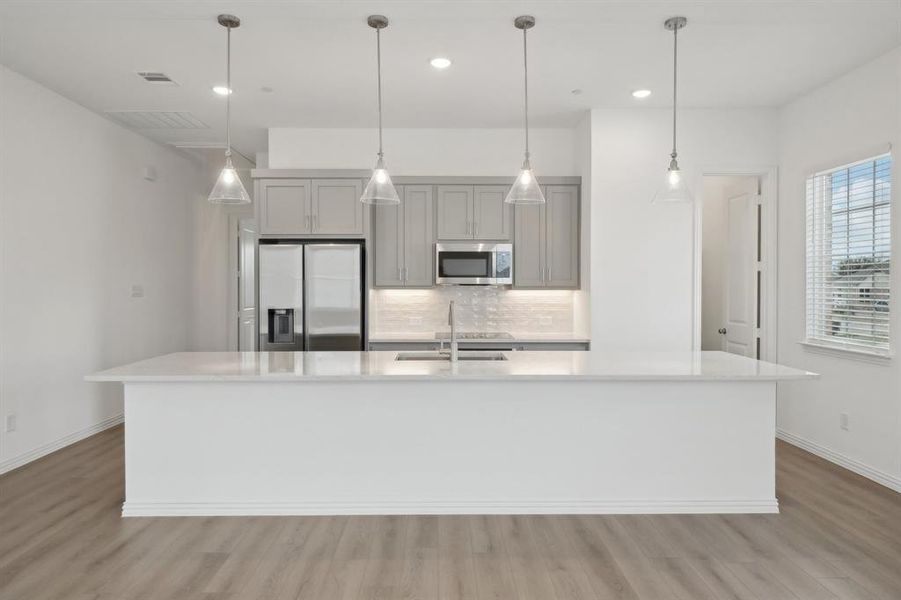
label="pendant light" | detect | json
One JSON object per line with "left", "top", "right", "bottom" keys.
{"left": 361, "top": 15, "right": 400, "bottom": 205}
{"left": 208, "top": 14, "right": 251, "bottom": 204}
{"left": 506, "top": 15, "right": 545, "bottom": 204}
{"left": 653, "top": 16, "right": 692, "bottom": 204}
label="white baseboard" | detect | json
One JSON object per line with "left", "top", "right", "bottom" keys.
{"left": 0, "top": 413, "right": 123, "bottom": 476}
{"left": 122, "top": 498, "right": 779, "bottom": 517}
{"left": 777, "top": 428, "right": 901, "bottom": 494}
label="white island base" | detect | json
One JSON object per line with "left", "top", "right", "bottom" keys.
{"left": 88, "top": 351, "right": 815, "bottom": 517}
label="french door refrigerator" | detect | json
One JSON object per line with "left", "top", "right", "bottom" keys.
{"left": 257, "top": 240, "right": 365, "bottom": 351}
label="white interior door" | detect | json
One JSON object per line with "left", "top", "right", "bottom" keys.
{"left": 237, "top": 217, "right": 257, "bottom": 351}
{"left": 723, "top": 189, "right": 758, "bottom": 357}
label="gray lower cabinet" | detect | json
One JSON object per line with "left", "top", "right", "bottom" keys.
{"left": 373, "top": 185, "right": 434, "bottom": 288}
{"left": 255, "top": 178, "right": 363, "bottom": 236}
{"left": 513, "top": 185, "right": 579, "bottom": 288}
{"left": 436, "top": 185, "right": 511, "bottom": 241}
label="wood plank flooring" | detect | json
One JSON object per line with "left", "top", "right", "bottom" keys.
{"left": 2, "top": 425, "right": 900, "bottom": 599}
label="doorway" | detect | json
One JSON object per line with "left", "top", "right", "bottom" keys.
{"left": 700, "top": 175, "right": 763, "bottom": 357}
{"left": 227, "top": 215, "right": 258, "bottom": 351}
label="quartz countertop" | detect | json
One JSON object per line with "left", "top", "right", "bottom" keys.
{"left": 368, "top": 332, "right": 591, "bottom": 344}
{"left": 86, "top": 351, "right": 816, "bottom": 383}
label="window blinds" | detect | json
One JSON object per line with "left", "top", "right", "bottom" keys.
{"left": 806, "top": 154, "right": 891, "bottom": 354}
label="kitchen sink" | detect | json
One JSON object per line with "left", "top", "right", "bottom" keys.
{"left": 395, "top": 351, "right": 508, "bottom": 362}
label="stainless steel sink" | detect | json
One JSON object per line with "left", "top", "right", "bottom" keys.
{"left": 395, "top": 351, "right": 508, "bottom": 362}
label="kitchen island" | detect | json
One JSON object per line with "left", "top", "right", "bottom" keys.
{"left": 87, "top": 351, "right": 815, "bottom": 517}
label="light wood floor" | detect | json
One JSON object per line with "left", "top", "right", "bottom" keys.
{"left": 2, "top": 426, "right": 900, "bottom": 600}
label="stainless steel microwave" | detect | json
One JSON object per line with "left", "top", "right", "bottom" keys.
{"left": 435, "top": 243, "right": 513, "bottom": 286}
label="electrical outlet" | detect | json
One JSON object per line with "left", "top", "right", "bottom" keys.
{"left": 5, "top": 414, "right": 17, "bottom": 433}
{"left": 840, "top": 413, "right": 849, "bottom": 431}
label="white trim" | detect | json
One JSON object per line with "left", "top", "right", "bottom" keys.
{"left": 0, "top": 413, "right": 123, "bottom": 475}
{"left": 123, "top": 498, "right": 779, "bottom": 517}
{"left": 798, "top": 340, "right": 893, "bottom": 365}
{"left": 694, "top": 166, "right": 779, "bottom": 362}
{"left": 776, "top": 428, "right": 901, "bottom": 494}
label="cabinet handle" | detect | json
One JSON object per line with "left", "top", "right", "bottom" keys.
{"left": 305, "top": 215, "right": 311, "bottom": 230}
{"left": 548, "top": 266, "right": 552, "bottom": 282}
{"left": 474, "top": 222, "right": 479, "bottom": 237}
{"left": 403, "top": 267, "right": 408, "bottom": 282}
{"left": 312, "top": 215, "right": 318, "bottom": 232}
{"left": 398, "top": 267, "right": 403, "bottom": 281}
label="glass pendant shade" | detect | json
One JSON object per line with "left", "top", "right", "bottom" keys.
{"left": 208, "top": 157, "right": 251, "bottom": 204}
{"left": 653, "top": 163, "right": 692, "bottom": 204}
{"left": 505, "top": 157, "right": 546, "bottom": 204}
{"left": 361, "top": 156, "right": 400, "bottom": 205}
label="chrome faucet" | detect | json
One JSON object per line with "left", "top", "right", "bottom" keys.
{"left": 447, "top": 301, "right": 458, "bottom": 362}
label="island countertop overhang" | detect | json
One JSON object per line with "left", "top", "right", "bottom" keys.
{"left": 86, "top": 350, "right": 817, "bottom": 383}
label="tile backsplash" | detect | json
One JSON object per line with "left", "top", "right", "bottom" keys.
{"left": 370, "top": 288, "right": 575, "bottom": 334}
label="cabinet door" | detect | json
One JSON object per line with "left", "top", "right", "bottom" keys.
{"left": 311, "top": 179, "right": 364, "bottom": 235}
{"left": 545, "top": 186, "right": 580, "bottom": 288}
{"left": 473, "top": 186, "right": 512, "bottom": 240}
{"left": 373, "top": 187, "right": 405, "bottom": 288}
{"left": 403, "top": 185, "right": 435, "bottom": 287}
{"left": 436, "top": 185, "right": 473, "bottom": 239}
{"left": 513, "top": 203, "right": 546, "bottom": 287}
{"left": 257, "top": 179, "right": 311, "bottom": 235}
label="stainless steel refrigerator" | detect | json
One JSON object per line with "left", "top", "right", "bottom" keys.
{"left": 257, "top": 241, "right": 365, "bottom": 351}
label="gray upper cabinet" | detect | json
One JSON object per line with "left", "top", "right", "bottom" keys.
{"left": 545, "top": 186, "right": 579, "bottom": 287}
{"left": 373, "top": 185, "right": 434, "bottom": 288}
{"left": 402, "top": 186, "right": 435, "bottom": 286}
{"left": 311, "top": 179, "right": 364, "bottom": 235}
{"left": 513, "top": 185, "right": 579, "bottom": 289}
{"left": 257, "top": 179, "right": 312, "bottom": 235}
{"left": 437, "top": 185, "right": 511, "bottom": 240}
{"left": 256, "top": 178, "right": 362, "bottom": 236}
{"left": 373, "top": 189, "right": 404, "bottom": 287}
{"left": 473, "top": 186, "right": 512, "bottom": 240}
{"left": 436, "top": 186, "right": 473, "bottom": 239}
{"left": 513, "top": 203, "right": 546, "bottom": 287}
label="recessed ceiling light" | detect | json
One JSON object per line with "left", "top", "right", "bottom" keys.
{"left": 212, "top": 86, "right": 232, "bottom": 96}
{"left": 429, "top": 57, "right": 452, "bottom": 70}
{"left": 632, "top": 89, "right": 652, "bottom": 99}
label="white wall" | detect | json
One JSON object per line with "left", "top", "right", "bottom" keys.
{"left": 776, "top": 48, "right": 901, "bottom": 490}
{"left": 0, "top": 66, "right": 203, "bottom": 472}
{"left": 589, "top": 108, "right": 779, "bottom": 351}
{"left": 268, "top": 127, "right": 577, "bottom": 175}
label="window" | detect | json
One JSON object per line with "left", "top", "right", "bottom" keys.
{"left": 806, "top": 153, "right": 891, "bottom": 355}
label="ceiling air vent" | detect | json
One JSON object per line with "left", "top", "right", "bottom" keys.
{"left": 105, "top": 111, "right": 208, "bottom": 130}
{"left": 136, "top": 71, "right": 178, "bottom": 85}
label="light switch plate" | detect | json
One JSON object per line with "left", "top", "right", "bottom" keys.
{"left": 5, "top": 414, "right": 16, "bottom": 432}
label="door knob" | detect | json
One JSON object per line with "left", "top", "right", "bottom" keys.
{"left": 718, "top": 328, "right": 727, "bottom": 335}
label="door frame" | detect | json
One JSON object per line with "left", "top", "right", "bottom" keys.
{"left": 693, "top": 166, "right": 778, "bottom": 362}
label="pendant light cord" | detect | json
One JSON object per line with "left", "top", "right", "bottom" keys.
{"left": 225, "top": 25, "right": 232, "bottom": 159}
{"left": 523, "top": 26, "right": 530, "bottom": 159}
{"left": 671, "top": 25, "right": 678, "bottom": 161}
{"left": 377, "top": 27, "right": 384, "bottom": 158}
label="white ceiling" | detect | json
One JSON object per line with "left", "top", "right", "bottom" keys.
{"left": 1, "top": 1, "right": 899, "bottom": 159}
